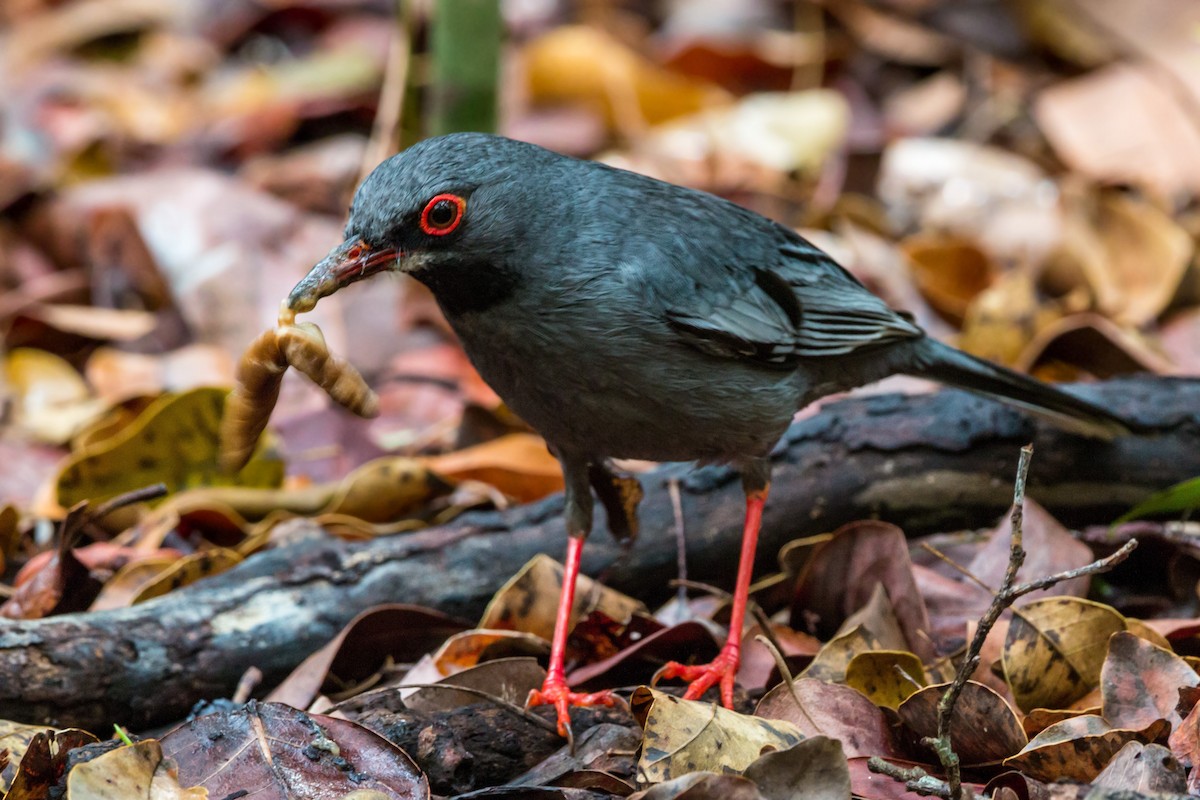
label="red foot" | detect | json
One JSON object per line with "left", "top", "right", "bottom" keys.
{"left": 527, "top": 678, "right": 616, "bottom": 737}
{"left": 656, "top": 645, "right": 740, "bottom": 708}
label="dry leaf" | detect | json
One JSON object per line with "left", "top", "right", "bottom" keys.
{"left": 65, "top": 740, "right": 206, "bottom": 800}
{"left": 479, "top": 553, "right": 646, "bottom": 641}
{"left": 1002, "top": 597, "right": 1127, "bottom": 713}
{"left": 1050, "top": 186, "right": 1193, "bottom": 326}
{"left": 1036, "top": 64, "right": 1200, "bottom": 198}
{"left": 844, "top": 650, "right": 926, "bottom": 710}
{"left": 421, "top": 433, "right": 563, "bottom": 503}
{"left": 897, "top": 681, "right": 1027, "bottom": 765}
{"left": 1092, "top": 741, "right": 1186, "bottom": 794}
{"left": 631, "top": 687, "right": 804, "bottom": 783}
{"left": 1101, "top": 630, "right": 1199, "bottom": 731}
{"left": 1004, "top": 716, "right": 1169, "bottom": 783}
{"left": 524, "top": 26, "right": 731, "bottom": 130}
{"left": 755, "top": 678, "right": 904, "bottom": 759}
{"left": 56, "top": 387, "right": 284, "bottom": 509}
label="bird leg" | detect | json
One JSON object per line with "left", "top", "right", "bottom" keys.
{"left": 657, "top": 460, "right": 770, "bottom": 708}
{"left": 527, "top": 457, "right": 616, "bottom": 737}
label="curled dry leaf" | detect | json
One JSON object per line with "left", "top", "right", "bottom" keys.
{"left": 523, "top": 26, "right": 732, "bottom": 130}
{"left": 1092, "top": 741, "right": 1186, "bottom": 795}
{"left": 1003, "top": 715, "right": 1169, "bottom": 783}
{"left": 1048, "top": 186, "right": 1193, "bottom": 327}
{"left": 65, "top": 739, "right": 206, "bottom": 800}
{"left": 220, "top": 321, "right": 378, "bottom": 473}
{"left": 897, "top": 681, "right": 1028, "bottom": 765}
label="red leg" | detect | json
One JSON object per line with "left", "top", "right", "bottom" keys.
{"left": 657, "top": 483, "right": 768, "bottom": 708}
{"left": 527, "top": 534, "right": 615, "bottom": 736}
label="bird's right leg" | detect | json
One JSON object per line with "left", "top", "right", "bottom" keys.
{"left": 526, "top": 454, "right": 616, "bottom": 737}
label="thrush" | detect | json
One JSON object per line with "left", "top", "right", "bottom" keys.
{"left": 287, "top": 133, "right": 1130, "bottom": 736}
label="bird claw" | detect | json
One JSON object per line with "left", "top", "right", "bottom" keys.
{"left": 527, "top": 679, "right": 617, "bottom": 738}
{"left": 654, "top": 645, "right": 740, "bottom": 709}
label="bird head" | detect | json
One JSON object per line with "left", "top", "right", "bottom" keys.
{"left": 287, "top": 133, "right": 558, "bottom": 316}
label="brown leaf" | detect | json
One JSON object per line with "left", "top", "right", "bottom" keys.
{"left": 403, "top": 657, "right": 546, "bottom": 714}
{"left": 742, "top": 736, "right": 851, "bottom": 800}
{"left": 1002, "top": 597, "right": 1126, "bottom": 713}
{"left": 5, "top": 728, "right": 98, "bottom": 798}
{"left": 902, "top": 235, "right": 994, "bottom": 325}
{"left": 65, "top": 740, "right": 206, "bottom": 799}
{"left": 1003, "top": 715, "right": 1169, "bottom": 783}
{"left": 631, "top": 687, "right": 803, "bottom": 783}
{"left": 791, "top": 520, "right": 933, "bottom": 660}
{"left": 1101, "top": 630, "right": 1199, "bottom": 731}
{"left": 755, "top": 678, "right": 905, "bottom": 759}
{"left": 160, "top": 701, "right": 427, "bottom": 799}
{"left": 897, "top": 681, "right": 1027, "bottom": 764}
{"left": 421, "top": 434, "right": 564, "bottom": 503}
{"left": 969, "top": 500, "right": 1095, "bottom": 602}
{"left": 1092, "top": 741, "right": 1185, "bottom": 794}
{"left": 524, "top": 26, "right": 731, "bottom": 130}
{"left": 479, "top": 554, "right": 646, "bottom": 641}
{"left": 268, "top": 605, "right": 468, "bottom": 710}
{"left": 1036, "top": 64, "right": 1200, "bottom": 198}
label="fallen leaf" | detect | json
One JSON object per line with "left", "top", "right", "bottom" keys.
{"left": 845, "top": 650, "right": 926, "bottom": 710}
{"left": 791, "top": 520, "right": 933, "bottom": 659}
{"left": 755, "top": 678, "right": 904, "bottom": 759}
{"left": 161, "top": 701, "right": 427, "bottom": 799}
{"left": 403, "top": 656, "right": 546, "bottom": 713}
{"left": 421, "top": 433, "right": 563, "bottom": 503}
{"left": 524, "top": 26, "right": 731, "bottom": 130}
{"left": 742, "top": 736, "right": 851, "bottom": 800}
{"left": 4, "top": 727, "right": 97, "bottom": 797}
{"left": 55, "top": 387, "right": 284, "bottom": 509}
{"left": 479, "top": 553, "right": 646, "bottom": 641}
{"left": 1004, "top": 716, "right": 1169, "bottom": 783}
{"left": 65, "top": 740, "right": 205, "bottom": 800}
{"left": 897, "top": 681, "right": 1027, "bottom": 764}
{"left": 267, "top": 604, "right": 469, "bottom": 710}
{"left": 1092, "top": 741, "right": 1185, "bottom": 794}
{"left": 1101, "top": 630, "right": 1199, "bottom": 730}
{"left": 1036, "top": 64, "right": 1200, "bottom": 198}
{"left": 1049, "top": 185, "right": 1193, "bottom": 326}
{"left": 129, "top": 547, "right": 243, "bottom": 604}
{"left": 632, "top": 687, "right": 803, "bottom": 783}
{"left": 901, "top": 234, "right": 994, "bottom": 324}
{"left": 1002, "top": 597, "right": 1127, "bottom": 712}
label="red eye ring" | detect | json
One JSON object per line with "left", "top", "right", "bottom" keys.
{"left": 420, "top": 193, "right": 466, "bottom": 236}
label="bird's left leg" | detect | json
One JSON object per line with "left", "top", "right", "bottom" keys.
{"left": 657, "top": 457, "right": 770, "bottom": 708}
{"left": 527, "top": 454, "right": 616, "bottom": 737}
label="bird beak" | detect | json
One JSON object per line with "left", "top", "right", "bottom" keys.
{"left": 286, "top": 239, "right": 400, "bottom": 313}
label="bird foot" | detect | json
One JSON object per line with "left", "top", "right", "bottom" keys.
{"left": 655, "top": 645, "right": 740, "bottom": 708}
{"left": 527, "top": 678, "right": 616, "bottom": 738}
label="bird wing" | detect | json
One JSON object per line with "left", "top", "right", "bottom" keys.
{"left": 663, "top": 236, "right": 922, "bottom": 367}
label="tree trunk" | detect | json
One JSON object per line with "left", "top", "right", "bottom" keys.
{"left": 1, "top": 377, "right": 1196, "bottom": 730}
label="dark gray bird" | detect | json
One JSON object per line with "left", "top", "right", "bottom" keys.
{"left": 287, "top": 132, "right": 1130, "bottom": 735}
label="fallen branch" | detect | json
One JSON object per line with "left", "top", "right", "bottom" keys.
{"left": 0, "top": 376, "right": 1195, "bottom": 730}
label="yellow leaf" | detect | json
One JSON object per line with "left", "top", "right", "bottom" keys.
{"left": 1002, "top": 597, "right": 1126, "bottom": 713}
{"left": 55, "top": 387, "right": 283, "bottom": 508}
{"left": 845, "top": 650, "right": 926, "bottom": 709}
{"left": 631, "top": 687, "right": 804, "bottom": 782}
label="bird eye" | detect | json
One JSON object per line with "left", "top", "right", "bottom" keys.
{"left": 420, "top": 194, "right": 466, "bottom": 236}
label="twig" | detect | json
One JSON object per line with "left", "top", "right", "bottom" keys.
{"left": 901, "top": 445, "right": 1139, "bottom": 800}
{"left": 867, "top": 758, "right": 953, "bottom": 798}
{"left": 668, "top": 478, "right": 688, "bottom": 609}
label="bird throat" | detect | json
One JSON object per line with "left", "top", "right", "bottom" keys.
{"left": 409, "top": 257, "right": 521, "bottom": 316}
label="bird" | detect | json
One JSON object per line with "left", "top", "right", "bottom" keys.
{"left": 285, "top": 132, "right": 1131, "bottom": 736}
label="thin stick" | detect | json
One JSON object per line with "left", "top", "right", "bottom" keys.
{"left": 871, "top": 445, "right": 1139, "bottom": 800}
{"left": 668, "top": 478, "right": 688, "bottom": 609}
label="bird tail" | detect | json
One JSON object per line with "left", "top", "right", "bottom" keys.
{"left": 910, "top": 338, "right": 1132, "bottom": 440}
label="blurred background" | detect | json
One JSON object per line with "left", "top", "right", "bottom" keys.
{"left": 2, "top": 0, "right": 1199, "bottom": 511}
